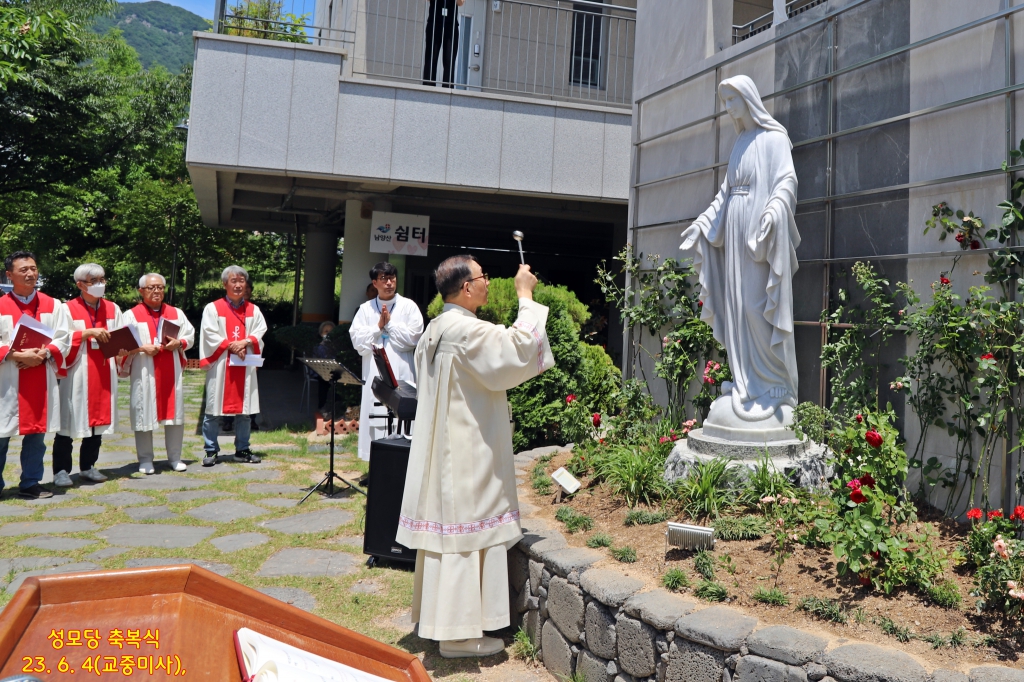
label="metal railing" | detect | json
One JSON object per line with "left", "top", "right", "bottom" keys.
{"left": 215, "top": 0, "right": 354, "bottom": 50}
{"left": 352, "top": 0, "right": 635, "bottom": 106}
{"left": 732, "top": 0, "right": 827, "bottom": 44}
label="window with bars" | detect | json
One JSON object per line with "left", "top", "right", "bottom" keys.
{"left": 570, "top": 1, "right": 604, "bottom": 88}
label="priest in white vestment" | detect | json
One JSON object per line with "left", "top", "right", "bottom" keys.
{"left": 118, "top": 273, "right": 196, "bottom": 474}
{"left": 55, "top": 263, "right": 123, "bottom": 487}
{"left": 199, "top": 265, "right": 267, "bottom": 466}
{"left": 349, "top": 262, "right": 423, "bottom": 460}
{"left": 397, "top": 256, "right": 553, "bottom": 658}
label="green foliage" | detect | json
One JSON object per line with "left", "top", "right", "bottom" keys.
{"left": 611, "top": 546, "right": 637, "bottom": 563}
{"left": 925, "top": 580, "right": 962, "bottom": 609}
{"left": 554, "top": 506, "right": 594, "bottom": 534}
{"left": 798, "top": 597, "right": 848, "bottom": 624}
{"left": 713, "top": 515, "right": 767, "bottom": 541}
{"left": 963, "top": 514, "right": 1017, "bottom": 569}
{"left": 223, "top": 0, "right": 310, "bottom": 42}
{"left": 531, "top": 457, "right": 553, "bottom": 496}
{"left": 739, "top": 451, "right": 796, "bottom": 508}
{"left": 595, "top": 444, "right": 668, "bottom": 508}
{"left": 586, "top": 532, "right": 613, "bottom": 549}
{"left": 693, "top": 549, "right": 716, "bottom": 581}
{"left": 510, "top": 628, "right": 537, "bottom": 662}
{"left": 751, "top": 587, "right": 789, "bottom": 606}
{"left": 624, "top": 509, "right": 668, "bottom": 526}
{"left": 675, "top": 457, "right": 735, "bottom": 519}
{"left": 91, "top": 2, "right": 209, "bottom": 72}
{"left": 661, "top": 568, "right": 690, "bottom": 591}
{"left": 877, "top": 616, "right": 911, "bottom": 642}
{"left": 792, "top": 402, "right": 833, "bottom": 444}
{"left": 694, "top": 580, "right": 728, "bottom": 602}
{"left": 971, "top": 528, "right": 1024, "bottom": 621}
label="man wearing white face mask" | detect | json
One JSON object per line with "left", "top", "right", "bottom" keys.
{"left": 53, "top": 263, "right": 123, "bottom": 487}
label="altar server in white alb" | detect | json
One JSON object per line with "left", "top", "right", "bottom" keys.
{"left": 199, "top": 265, "right": 267, "bottom": 466}
{"left": 55, "top": 263, "right": 124, "bottom": 488}
{"left": 349, "top": 261, "right": 423, "bottom": 461}
{"left": 118, "top": 273, "right": 196, "bottom": 474}
{"left": 397, "top": 256, "right": 553, "bottom": 658}
{"left": 0, "top": 251, "right": 71, "bottom": 499}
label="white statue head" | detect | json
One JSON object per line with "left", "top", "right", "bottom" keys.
{"left": 718, "top": 75, "right": 791, "bottom": 147}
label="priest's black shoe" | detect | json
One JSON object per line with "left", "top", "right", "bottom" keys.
{"left": 233, "top": 449, "right": 261, "bottom": 463}
{"left": 18, "top": 484, "right": 53, "bottom": 499}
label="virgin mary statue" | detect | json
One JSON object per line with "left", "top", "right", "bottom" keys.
{"left": 680, "top": 75, "right": 801, "bottom": 443}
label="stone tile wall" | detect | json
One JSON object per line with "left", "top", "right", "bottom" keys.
{"left": 510, "top": 519, "right": 1024, "bottom": 682}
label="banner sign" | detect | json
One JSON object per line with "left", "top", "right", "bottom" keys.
{"left": 369, "top": 212, "right": 430, "bottom": 257}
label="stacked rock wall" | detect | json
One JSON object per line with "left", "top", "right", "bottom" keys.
{"left": 510, "top": 520, "right": 1024, "bottom": 682}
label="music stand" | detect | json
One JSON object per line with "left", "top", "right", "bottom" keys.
{"left": 298, "top": 358, "right": 365, "bottom": 504}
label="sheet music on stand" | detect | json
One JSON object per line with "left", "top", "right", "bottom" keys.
{"left": 300, "top": 358, "right": 363, "bottom": 386}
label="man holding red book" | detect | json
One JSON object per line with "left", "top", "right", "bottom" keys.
{"left": 54, "top": 263, "right": 124, "bottom": 488}
{"left": 0, "top": 251, "right": 71, "bottom": 499}
{"left": 118, "top": 273, "right": 196, "bottom": 474}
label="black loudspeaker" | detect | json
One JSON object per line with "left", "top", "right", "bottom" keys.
{"left": 363, "top": 437, "right": 416, "bottom": 565}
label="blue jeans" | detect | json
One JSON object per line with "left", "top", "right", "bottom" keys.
{"left": 0, "top": 433, "right": 47, "bottom": 491}
{"left": 202, "top": 414, "right": 251, "bottom": 453}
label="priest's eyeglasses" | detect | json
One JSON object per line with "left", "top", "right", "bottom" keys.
{"left": 142, "top": 285, "right": 166, "bottom": 291}
{"left": 465, "top": 273, "right": 489, "bottom": 286}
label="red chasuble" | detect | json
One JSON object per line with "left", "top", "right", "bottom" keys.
{"left": 0, "top": 293, "right": 62, "bottom": 434}
{"left": 202, "top": 298, "right": 261, "bottom": 415}
{"left": 64, "top": 297, "right": 116, "bottom": 428}
{"left": 130, "top": 303, "right": 186, "bottom": 422}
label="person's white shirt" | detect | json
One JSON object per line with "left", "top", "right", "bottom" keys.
{"left": 348, "top": 293, "right": 423, "bottom": 460}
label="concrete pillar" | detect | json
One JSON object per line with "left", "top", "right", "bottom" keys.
{"left": 301, "top": 225, "right": 339, "bottom": 322}
{"left": 339, "top": 200, "right": 376, "bottom": 323}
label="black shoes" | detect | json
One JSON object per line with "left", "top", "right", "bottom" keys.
{"left": 18, "top": 483, "right": 54, "bottom": 499}
{"left": 233, "top": 449, "right": 261, "bottom": 464}
{"left": 202, "top": 452, "right": 218, "bottom": 467}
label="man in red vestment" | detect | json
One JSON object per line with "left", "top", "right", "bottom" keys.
{"left": 0, "top": 251, "right": 70, "bottom": 499}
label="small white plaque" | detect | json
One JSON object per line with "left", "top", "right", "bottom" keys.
{"left": 550, "top": 467, "right": 580, "bottom": 494}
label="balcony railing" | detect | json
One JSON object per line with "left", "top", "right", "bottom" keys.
{"left": 732, "top": 0, "right": 827, "bottom": 45}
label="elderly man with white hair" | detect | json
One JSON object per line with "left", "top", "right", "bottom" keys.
{"left": 118, "top": 273, "right": 196, "bottom": 474}
{"left": 199, "top": 265, "right": 267, "bottom": 466}
{"left": 54, "top": 262, "right": 123, "bottom": 487}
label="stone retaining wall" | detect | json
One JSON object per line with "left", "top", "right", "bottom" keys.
{"left": 509, "top": 519, "right": 1024, "bottom": 682}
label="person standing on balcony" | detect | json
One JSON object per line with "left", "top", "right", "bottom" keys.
{"left": 422, "top": 0, "right": 464, "bottom": 88}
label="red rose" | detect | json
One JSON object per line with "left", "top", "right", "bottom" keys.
{"left": 864, "top": 430, "right": 883, "bottom": 448}
{"left": 940, "top": 276, "right": 951, "bottom": 285}
{"left": 855, "top": 414, "right": 863, "bottom": 423}
{"left": 870, "top": 551, "right": 881, "bottom": 560}
{"left": 1011, "top": 505, "right": 1024, "bottom": 521}
{"left": 981, "top": 353, "right": 995, "bottom": 361}
{"left": 988, "top": 510, "right": 1004, "bottom": 520}
{"left": 966, "top": 508, "right": 983, "bottom": 521}
{"left": 592, "top": 413, "right": 601, "bottom": 428}
{"left": 843, "top": 447, "right": 852, "bottom": 454}
{"left": 970, "top": 240, "right": 981, "bottom": 250}
{"left": 850, "top": 489, "right": 867, "bottom": 504}
{"left": 566, "top": 394, "right": 576, "bottom": 404}
{"left": 859, "top": 574, "right": 871, "bottom": 586}
{"left": 859, "top": 473, "right": 876, "bottom": 488}
{"left": 697, "top": 301, "right": 703, "bottom": 307}
{"left": 955, "top": 232, "right": 965, "bottom": 243}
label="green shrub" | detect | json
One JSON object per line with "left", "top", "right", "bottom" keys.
{"left": 554, "top": 506, "right": 576, "bottom": 523}
{"left": 531, "top": 458, "right": 553, "bottom": 495}
{"left": 714, "top": 515, "right": 768, "bottom": 541}
{"left": 662, "top": 568, "right": 690, "bottom": 591}
{"left": 877, "top": 616, "right": 911, "bottom": 642}
{"left": 694, "top": 580, "right": 728, "bottom": 602}
{"left": 554, "top": 505, "right": 594, "bottom": 534}
{"left": 510, "top": 627, "right": 537, "bottom": 661}
{"left": 625, "top": 509, "right": 668, "bottom": 526}
{"left": 596, "top": 444, "right": 668, "bottom": 508}
{"left": 611, "top": 546, "right": 637, "bottom": 563}
{"left": 751, "top": 587, "right": 789, "bottom": 606}
{"left": 739, "top": 451, "right": 796, "bottom": 507}
{"left": 925, "top": 580, "right": 962, "bottom": 609}
{"left": 587, "top": 532, "right": 613, "bottom": 548}
{"left": 694, "top": 549, "right": 716, "bottom": 580}
{"left": 798, "top": 597, "right": 847, "bottom": 624}
{"left": 675, "top": 457, "right": 735, "bottom": 519}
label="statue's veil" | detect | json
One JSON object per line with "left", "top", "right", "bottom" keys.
{"left": 719, "top": 75, "right": 791, "bottom": 148}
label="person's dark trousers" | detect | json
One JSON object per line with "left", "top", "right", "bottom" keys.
{"left": 52, "top": 433, "right": 102, "bottom": 475}
{"left": 422, "top": 5, "right": 459, "bottom": 87}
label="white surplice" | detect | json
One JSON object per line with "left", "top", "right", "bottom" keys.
{"left": 397, "top": 298, "right": 553, "bottom": 641}
{"left": 199, "top": 299, "right": 267, "bottom": 417}
{"left": 348, "top": 294, "right": 423, "bottom": 461}
{"left": 58, "top": 298, "right": 123, "bottom": 438}
{"left": 118, "top": 305, "right": 196, "bottom": 430}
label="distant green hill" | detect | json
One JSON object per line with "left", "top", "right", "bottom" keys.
{"left": 92, "top": 2, "right": 210, "bottom": 72}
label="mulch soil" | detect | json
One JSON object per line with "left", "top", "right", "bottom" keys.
{"left": 521, "top": 450, "right": 1024, "bottom": 671}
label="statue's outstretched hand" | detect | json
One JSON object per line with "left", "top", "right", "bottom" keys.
{"left": 757, "top": 213, "right": 774, "bottom": 242}
{"left": 680, "top": 223, "right": 702, "bottom": 251}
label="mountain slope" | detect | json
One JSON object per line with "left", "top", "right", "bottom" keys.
{"left": 92, "top": 2, "right": 209, "bottom": 72}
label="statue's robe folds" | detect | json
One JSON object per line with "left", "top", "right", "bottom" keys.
{"left": 691, "top": 126, "right": 800, "bottom": 421}
{"left": 397, "top": 299, "right": 554, "bottom": 641}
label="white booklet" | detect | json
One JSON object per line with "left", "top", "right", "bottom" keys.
{"left": 234, "top": 628, "right": 391, "bottom": 682}
{"left": 229, "top": 353, "right": 264, "bottom": 367}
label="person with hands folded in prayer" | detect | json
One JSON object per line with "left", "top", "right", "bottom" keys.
{"left": 0, "top": 251, "right": 70, "bottom": 499}
{"left": 54, "top": 263, "right": 124, "bottom": 489}
{"left": 118, "top": 273, "right": 196, "bottom": 474}
{"left": 397, "top": 256, "right": 553, "bottom": 659}
{"left": 199, "top": 265, "right": 267, "bottom": 466}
